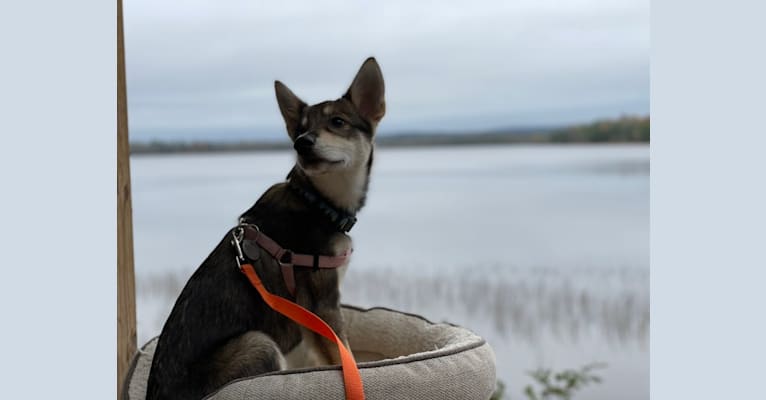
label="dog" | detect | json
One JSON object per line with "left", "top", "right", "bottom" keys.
{"left": 145, "top": 57, "right": 385, "bottom": 400}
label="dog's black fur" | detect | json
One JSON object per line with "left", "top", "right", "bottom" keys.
{"left": 145, "top": 58, "right": 385, "bottom": 400}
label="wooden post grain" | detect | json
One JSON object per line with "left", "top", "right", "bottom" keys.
{"left": 117, "top": 0, "right": 137, "bottom": 395}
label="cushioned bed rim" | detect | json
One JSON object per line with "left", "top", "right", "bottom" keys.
{"left": 121, "top": 305, "right": 488, "bottom": 400}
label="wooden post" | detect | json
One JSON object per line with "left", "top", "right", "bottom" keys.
{"left": 117, "top": 0, "right": 137, "bottom": 395}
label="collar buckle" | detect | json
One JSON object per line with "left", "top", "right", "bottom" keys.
{"left": 339, "top": 216, "right": 357, "bottom": 232}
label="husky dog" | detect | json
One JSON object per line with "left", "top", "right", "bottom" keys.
{"left": 145, "top": 58, "right": 385, "bottom": 400}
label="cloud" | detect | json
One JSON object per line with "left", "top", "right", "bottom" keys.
{"left": 124, "top": 0, "right": 649, "bottom": 141}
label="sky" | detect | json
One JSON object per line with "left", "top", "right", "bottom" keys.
{"left": 124, "top": 0, "right": 649, "bottom": 142}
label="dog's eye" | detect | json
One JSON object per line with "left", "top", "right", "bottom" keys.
{"left": 330, "top": 117, "right": 346, "bottom": 128}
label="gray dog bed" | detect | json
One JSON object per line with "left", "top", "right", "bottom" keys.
{"left": 123, "top": 305, "right": 496, "bottom": 400}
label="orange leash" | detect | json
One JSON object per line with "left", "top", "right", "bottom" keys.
{"left": 240, "top": 263, "right": 365, "bottom": 400}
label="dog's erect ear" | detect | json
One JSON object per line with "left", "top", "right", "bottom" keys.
{"left": 275, "top": 81, "right": 307, "bottom": 141}
{"left": 344, "top": 57, "right": 386, "bottom": 126}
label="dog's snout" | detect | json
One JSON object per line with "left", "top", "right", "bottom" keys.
{"left": 294, "top": 133, "right": 316, "bottom": 155}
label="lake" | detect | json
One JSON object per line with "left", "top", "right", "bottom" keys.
{"left": 131, "top": 144, "right": 649, "bottom": 400}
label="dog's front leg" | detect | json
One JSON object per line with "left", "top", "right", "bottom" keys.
{"left": 313, "top": 304, "right": 351, "bottom": 365}
{"left": 295, "top": 271, "right": 351, "bottom": 366}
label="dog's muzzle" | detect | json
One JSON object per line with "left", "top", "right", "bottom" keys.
{"left": 294, "top": 132, "right": 317, "bottom": 156}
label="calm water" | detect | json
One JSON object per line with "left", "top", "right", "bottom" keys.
{"left": 132, "top": 144, "right": 649, "bottom": 400}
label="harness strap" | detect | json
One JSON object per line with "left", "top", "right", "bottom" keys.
{"left": 242, "top": 225, "right": 351, "bottom": 296}
{"left": 239, "top": 263, "right": 365, "bottom": 400}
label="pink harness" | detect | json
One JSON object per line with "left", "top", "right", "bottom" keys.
{"left": 239, "top": 224, "right": 351, "bottom": 296}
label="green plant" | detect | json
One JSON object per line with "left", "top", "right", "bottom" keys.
{"left": 490, "top": 363, "right": 606, "bottom": 400}
{"left": 522, "top": 363, "right": 606, "bottom": 400}
{"left": 490, "top": 379, "right": 506, "bottom": 400}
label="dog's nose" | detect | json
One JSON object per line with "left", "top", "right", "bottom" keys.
{"left": 294, "top": 133, "right": 316, "bottom": 156}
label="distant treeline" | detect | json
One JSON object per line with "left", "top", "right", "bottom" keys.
{"left": 549, "top": 116, "right": 650, "bottom": 143}
{"left": 130, "top": 115, "right": 649, "bottom": 155}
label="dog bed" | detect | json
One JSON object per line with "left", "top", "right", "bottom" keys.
{"left": 122, "top": 305, "right": 496, "bottom": 400}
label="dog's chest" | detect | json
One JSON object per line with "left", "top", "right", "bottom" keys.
{"left": 283, "top": 233, "right": 352, "bottom": 370}
{"left": 328, "top": 233, "right": 353, "bottom": 284}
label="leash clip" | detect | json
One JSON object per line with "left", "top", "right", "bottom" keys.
{"left": 231, "top": 226, "right": 246, "bottom": 269}
{"left": 231, "top": 222, "right": 261, "bottom": 270}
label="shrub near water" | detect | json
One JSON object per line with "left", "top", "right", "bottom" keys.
{"left": 491, "top": 363, "right": 607, "bottom": 400}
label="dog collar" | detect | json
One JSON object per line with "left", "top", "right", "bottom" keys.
{"left": 287, "top": 179, "right": 357, "bottom": 232}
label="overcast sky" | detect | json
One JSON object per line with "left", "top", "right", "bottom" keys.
{"left": 124, "top": 0, "right": 649, "bottom": 142}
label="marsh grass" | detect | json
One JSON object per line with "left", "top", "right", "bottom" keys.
{"left": 137, "top": 264, "right": 648, "bottom": 347}
{"left": 342, "top": 265, "right": 648, "bottom": 345}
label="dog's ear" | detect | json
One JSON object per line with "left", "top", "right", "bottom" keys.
{"left": 275, "top": 81, "right": 307, "bottom": 141}
{"left": 344, "top": 57, "right": 385, "bottom": 126}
